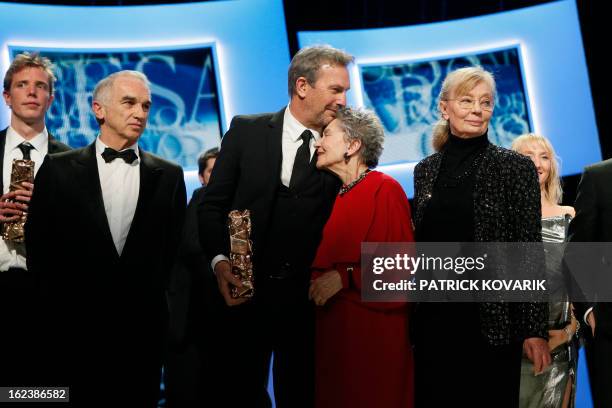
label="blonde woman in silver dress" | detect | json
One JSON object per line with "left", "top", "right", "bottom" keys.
{"left": 513, "top": 134, "right": 579, "bottom": 408}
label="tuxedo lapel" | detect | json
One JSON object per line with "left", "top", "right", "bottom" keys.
{"left": 47, "top": 134, "right": 64, "bottom": 154}
{"left": 265, "top": 108, "right": 285, "bottom": 197}
{"left": 0, "top": 128, "right": 7, "bottom": 194}
{"left": 73, "top": 143, "right": 119, "bottom": 259}
{"left": 121, "top": 149, "right": 163, "bottom": 259}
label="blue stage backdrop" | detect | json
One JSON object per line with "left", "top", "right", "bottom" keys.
{"left": 0, "top": 0, "right": 291, "bottom": 196}
{"left": 299, "top": 0, "right": 600, "bottom": 198}
{"left": 11, "top": 46, "right": 223, "bottom": 169}
{"left": 361, "top": 46, "right": 531, "bottom": 164}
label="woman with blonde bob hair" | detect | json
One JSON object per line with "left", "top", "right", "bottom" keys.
{"left": 412, "top": 67, "right": 550, "bottom": 407}
{"left": 512, "top": 134, "right": 579, "bottom": 408}
{"left": 511, "top": 134, "right": 568, "bottom": 214}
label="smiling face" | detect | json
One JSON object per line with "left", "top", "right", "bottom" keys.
{"left": 516, "top": 140, "right": 551, "bottom": 188}
{"left": 315, "top": 118, "right": 347, "bottom": 171}
{"left": 2, "top": 66, "right": 54, "bottom": 128}
{"left": 299, "top": 64, "right": 350, "bottom": 130}
{"left": 93, "top": 75, "right": 151, "bottom": 146}
{"left": 440, "top": 80, "right": 494, "bottom": 138}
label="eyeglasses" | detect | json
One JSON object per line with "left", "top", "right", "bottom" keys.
{"left": 447, "top": 97, "right": 494, "bottom": 112}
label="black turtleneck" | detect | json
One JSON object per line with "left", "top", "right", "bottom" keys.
{"left": 417, "top": 132, "right": 490, "bottom": 242}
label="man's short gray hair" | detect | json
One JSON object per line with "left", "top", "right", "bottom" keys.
{"left": 287, "top": 45, "right": 354, "bottom": 97}
{"left": 335, "top": 106, "right": 384, "bottom": 168}
{"left": 92, "top": 70, "right": 150, "bottom": 106}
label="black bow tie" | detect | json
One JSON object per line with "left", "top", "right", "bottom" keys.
{"left": 101, "top": 147, "right": 138, "bottom": 164}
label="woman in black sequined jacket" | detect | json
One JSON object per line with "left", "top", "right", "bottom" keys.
{"left": 411, "top": 66, "right": 549, "bottom": 408}
{"left": 413, "top": 143, "right": 549, "bottom": 343}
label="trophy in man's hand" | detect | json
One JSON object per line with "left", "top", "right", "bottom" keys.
{"left": 1, "top": 158, "right": 34, "bottom": 242}
{"left": 228, "top": 209, "right": 255, "bottom": 298}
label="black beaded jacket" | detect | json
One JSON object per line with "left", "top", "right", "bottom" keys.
{"left": 413, "top": 142, "right": 549, "bottom": 345}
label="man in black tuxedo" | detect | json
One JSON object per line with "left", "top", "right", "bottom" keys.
{"left": 25, "top": 70, "right": 186, "bottom": 406}
{"left": 198, "top": 45, "right": 352, "bottom": 408}
{"left": 568, "top": 160, "right": 612, "bottom": 407}
{"left": 0, "top": 52, "right": 70, "bottom": 386}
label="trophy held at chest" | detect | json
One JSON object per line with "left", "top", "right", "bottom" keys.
{"left": 228, "top": 209, "right": 255, "bottom": 298}
{"left": 1, "top": 157, "right": 34, "bottom": 242}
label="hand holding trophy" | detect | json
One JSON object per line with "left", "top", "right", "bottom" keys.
{"left": 1, "top": 146, "right": 34, "bottom": 242}
{"left": 228, "top": 209, "right": 255, "bottom": 298}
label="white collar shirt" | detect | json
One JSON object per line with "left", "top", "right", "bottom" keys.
{"left": 95, "top": 137, "right": 140, "bottom": 256}
{"left": 280, "top": 105, "right": 320, "bottom": 187}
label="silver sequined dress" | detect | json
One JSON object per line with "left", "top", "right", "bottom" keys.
{"left": 519, "top": 215, "right": 577, "bottom": 408}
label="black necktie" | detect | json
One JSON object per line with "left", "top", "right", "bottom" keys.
{"left": 289, "top": 129, "right": 313, "bottom": 189}
{"left": 101, "top": 147, "right": 138, "bottom": 164}
{"left": 18, "top": 142, "right": 34, "bottom": 161}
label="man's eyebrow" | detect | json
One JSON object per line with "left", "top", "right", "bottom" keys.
{"left": 121, "top": 95, "right": 137, "bottom": 102}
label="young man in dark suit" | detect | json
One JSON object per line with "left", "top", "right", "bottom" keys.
{"left": 25, "top": 70, "right": 186, "bottom": 406}
{"left": 568, "top": 160, "right": 612, "bottom": 407}
{"left": 0, "top": 52, "right": 70, "bottom": 386}
{"left": 198, "top": 45, "right": 353, "bottom": 408}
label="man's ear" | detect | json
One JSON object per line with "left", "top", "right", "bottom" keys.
{"left": 295, "top": 77, "right": 309, "bottom": 99}
{"left": 45, "top": 93, "right": 55, "bottom": 110}
{"left": 92, "top": 100, "right": 105, "bottom": 122}
{"left": 3, "top": 90, "right": 11, "bottom": 108}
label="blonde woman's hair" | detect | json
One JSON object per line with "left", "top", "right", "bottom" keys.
{"left": 432, "top": 66, "right": 496, "bottom": 151}
{"left": 511, "top": 133, "right": 563, "bottom": 204}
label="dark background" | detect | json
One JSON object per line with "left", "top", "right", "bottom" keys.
{"left": 5, "top": 0, "right": 605, "bottom": 205}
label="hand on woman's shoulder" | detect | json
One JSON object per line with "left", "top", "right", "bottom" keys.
{"left": 561, "top": 205, "right": 576, "bottom": 218}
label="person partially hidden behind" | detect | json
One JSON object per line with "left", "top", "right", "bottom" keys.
{"left": 197, "top": 147, "right": 218, "bottom": 187}
{"left": 165, "top": 146, "right": 221, "bottom": 408}
{"left": 0, "top": 52, "right": 70, "bottom": 386}
{"left": 567, "top": 157, "right": 612, "bottom": 408}
{"left": 26, "top": 70, "right": 186, "bottom": 406}
{"left": 513, "top": 133, "right": 579, "bottom": 408}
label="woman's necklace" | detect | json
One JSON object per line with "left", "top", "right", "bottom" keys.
{"left": 339, "top": 169, "right": 371, "bottom": 196}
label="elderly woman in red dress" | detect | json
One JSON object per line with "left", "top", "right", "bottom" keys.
{"left": 309, "top": 106, "right": 414, "bottom": 408}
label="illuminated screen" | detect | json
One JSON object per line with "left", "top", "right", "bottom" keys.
{"left": 0, "top": 0, "right": 290, "bottom": 194}
{"left": 11, "top": 46, "right": 222, "bottom": 168}
{"left": 299, "top": 0, "right": 600, "bottom": 197}
{"left": 361, "top": 46, "right": 531, "bottom": 164}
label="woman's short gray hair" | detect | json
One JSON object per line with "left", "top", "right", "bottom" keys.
{"left": 335, "top": 106, "right": 384, "bottom": 168}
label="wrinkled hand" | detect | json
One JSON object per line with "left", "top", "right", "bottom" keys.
{"left": 524, "top": 337, "right": 552, "bottom": 375}
{"left": 214, "top": 260, "right": 248, "bottom": 307}
{"left": 0, "top": 182, "right": 33, "bottom": 223}
{"left": 309, "top": 270, "right": 342, "bottom": 306}
{"left": 587, "top": 311, "right": 596, "bottom": 337}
